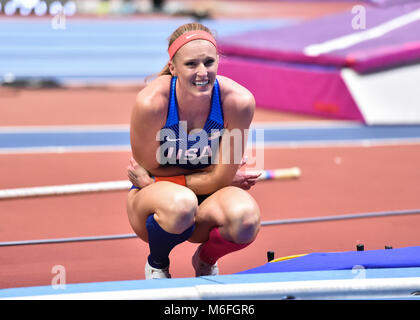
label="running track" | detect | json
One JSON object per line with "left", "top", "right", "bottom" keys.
{"left": 1, "top": 87, "right": 420, "bottom": 289}
{"left": 1, "top": 11, "right": 420, "bottom": 289}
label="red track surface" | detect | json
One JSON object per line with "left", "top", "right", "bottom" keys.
{"left": 1, "top": 86, "right": 420, "bottom": 289}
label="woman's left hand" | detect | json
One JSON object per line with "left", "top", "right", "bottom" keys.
{"left": 127, "top": 157, "right": 155, "bottom": 188}
{"left": 231, "top": 157, "right": 261, "bottom": 190}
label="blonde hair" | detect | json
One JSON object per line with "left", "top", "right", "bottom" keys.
{"left": 158, "top": 23, "right": 217, "bottom": 76}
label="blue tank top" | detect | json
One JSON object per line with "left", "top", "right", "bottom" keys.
{"left": 157, "top": 76, "right": 224, "bottom": 169}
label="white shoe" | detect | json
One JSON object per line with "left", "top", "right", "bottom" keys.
{"left": 145, "top": 261, "right": 171, "bottom": 279}
{"left": 192, "top": 245, "right": 219, "bottom": 277}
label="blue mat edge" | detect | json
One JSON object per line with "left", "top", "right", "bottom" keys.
{"left": 2, "top": 266, "right": 420, "bottom": 298}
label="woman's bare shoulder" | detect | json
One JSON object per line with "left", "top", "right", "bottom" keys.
{"left": 135, "top": 75, "right": 172, "bottom": 113}
{"left": 216, "top": 75, "right": 255, "bottom": 117}
{"left": 136, "top": 75, "right": 172, "bottom": 100}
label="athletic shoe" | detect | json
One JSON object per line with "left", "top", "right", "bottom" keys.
{"left": 192, "top": 244, "right": 219, "bottom": 277}
{"left": 145, "top": 261, "right": 171, "bottom": 279}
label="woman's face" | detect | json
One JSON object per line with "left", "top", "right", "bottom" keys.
{"left": 169, "top": 39, "right": 219, "bottom": 98}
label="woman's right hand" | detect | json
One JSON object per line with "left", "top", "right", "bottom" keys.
{"left": 127, "top": 156, "right": 155, "bottom": 189}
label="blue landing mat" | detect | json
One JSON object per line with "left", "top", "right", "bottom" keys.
{"left": 237, "top": 246, "right": 420, "bottom": 274}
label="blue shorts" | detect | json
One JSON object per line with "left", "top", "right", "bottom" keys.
{"left": 130, "top": 185, "right": 210, "bottom": 205}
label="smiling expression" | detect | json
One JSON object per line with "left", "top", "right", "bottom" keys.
{"left": 169, "top": 40, "right": 219, "bottom": 97}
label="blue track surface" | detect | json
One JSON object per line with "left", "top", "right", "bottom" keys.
{"left": 0, "top": 18, "right": 295, "bottom": 81}
{"left": 1, "top": 124, "right": 420, "bottom": 151}
{"left": 1, "top": 265, "right": 419, "bottom": 299}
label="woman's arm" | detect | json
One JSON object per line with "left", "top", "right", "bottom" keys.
{"left": 128, "top": 155, "right": 261, "bottom": 190}
{"left": 130, "top": 78, "right": 191, "bottom": 177}
{"left": 129, "top": 76, "right": 257, "bottom": 193}
{"left": 184, "top": 89, "right": 255, "bottom": 194}
{"left": 130, "top": 77, "right": 212, "bottom": 181}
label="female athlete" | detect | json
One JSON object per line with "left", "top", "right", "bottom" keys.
{"left": 126, "top": 22, "right": 261, "bottom": 279}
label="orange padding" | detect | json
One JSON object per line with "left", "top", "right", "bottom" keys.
{"left": 154, "top": 175, "right": 186, "bottom": 186}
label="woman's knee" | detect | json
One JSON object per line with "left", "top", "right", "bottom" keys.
{"left": 156, "top": 187, "right": 198, "bottom": 234}
{"left": 126, "top": 184, "right": 198, "bottom": 237}
{"left": 222, "top": 193, "right": 260, "bottom": 244}
{"left": 232, "top": 207, "right": 260, "bottom": 243}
